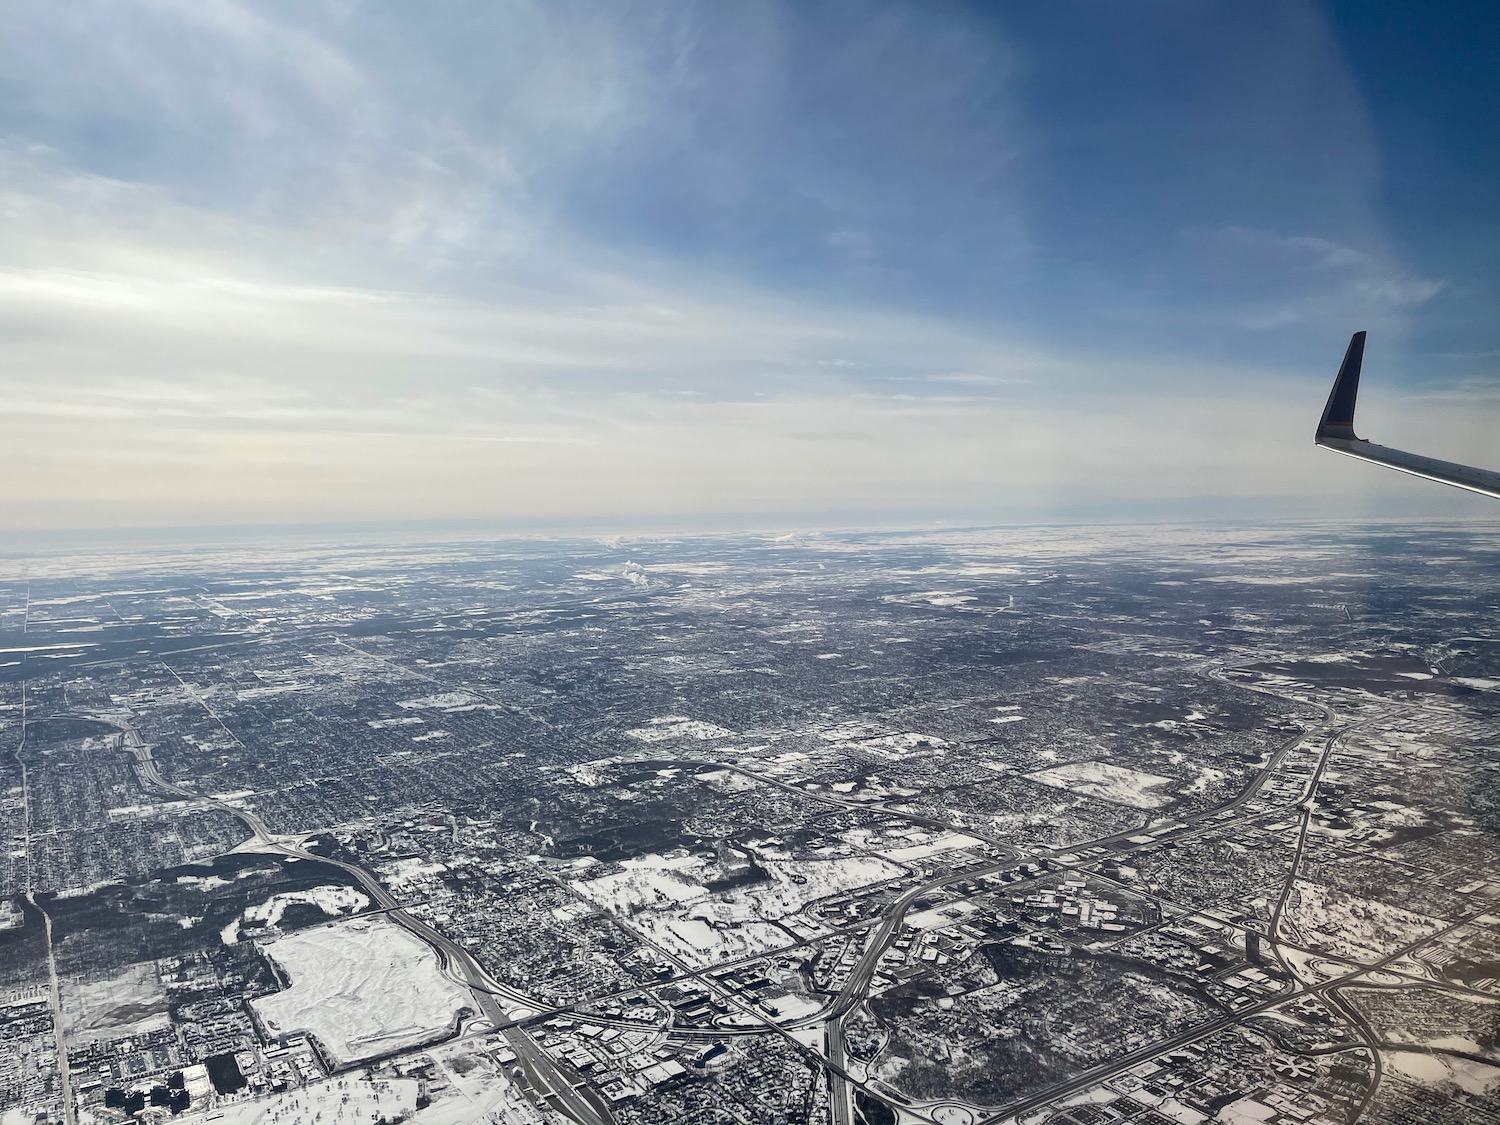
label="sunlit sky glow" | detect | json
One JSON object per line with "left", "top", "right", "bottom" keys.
{"left": 3, "top": 1, "right": 1497, "bottom": 532}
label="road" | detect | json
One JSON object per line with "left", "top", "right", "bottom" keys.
{"left": 12, "top": 681, "right": 79, "bottom": 1125}
{"left": 103, "top": 710, "right": 614, "bottom": 1125}
{"left": 39, "top": 656, "right": 1413, "bottom": 1125}
{"left": 773, "top": 668, "right": 1354, "bottom": 1123}
{"left": 976, "top": 908, "right": 1481, "bottom": 1125}
{"left": 1261, "top": 714, "right": 1385, "bottom": 1123}
{"left": 1267, "top": 715, "right": 1360, "bottom": 951}
{"left": 827, "top": 1012, "right": 854, "bottom": 1125}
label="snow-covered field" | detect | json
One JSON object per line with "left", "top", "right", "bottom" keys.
{"left": 368, "top": 715, "right": 425, "bottom": 729}
{"left": 569, "top": 846, "right": 904, "bottom": 966}
{"left": 1282, "top": 880, "right": 1445, "bottom": 960}
{"left": 252, "top": 917, "right": 472, "bottom": 1064}
{"left": 222, "top": 884, "right": 369, "bottom": 944}
{"left": 62, "top": 963, "right": 169, "bottom": 1046}
{"left": 570, "top": 852, "right": 709, "bottom": 913}
{"left": 574, "top": 847, "right": 901, "bottom": 920}
{"left": 635, "top": 911, "right": 788, "bottom": 966}
{"left": 1025, "top": 760, "right": 1173, "bottom": 809}
{"left": 845, "top": 731, "right": 948, "bottom": 758}
{"left": 696, "top": 767, "right": 761, "bottom": 793}
{"left": 1385, "top": 1050, "right": 1500, "bottom": 1096}
{"left": 624, "top": 715, "right": 735, "bottom": 742}
{"left": 376, "top": 856, "right": 450, "bottom": 894}
{"left": 396, "top": 691, "right": 486, "bottom": 710}
{"left": 408, "top": 1042, "right": 546, "bottom": 1124}
{"left": 907, "top": 899, "right": 981, "bottom": 932}
{"left": 245, "top": 884, "right": 368, "bottom": 927}
{"left": 172, "top": 1077, "right": 417, "bottom": 1125}
{"left": 881, "top": 832, "right": 986, "bottom": 863}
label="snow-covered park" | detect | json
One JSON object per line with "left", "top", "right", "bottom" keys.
{"left": 252, "top": 917, "right": 472, "bottom": 1065}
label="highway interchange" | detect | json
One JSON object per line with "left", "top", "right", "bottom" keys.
{"left": 93, "top": 660, "right": 1486, "bottom": 1125}
{"left": 8, "top": 526, "right": 1496, "bottom": 1125}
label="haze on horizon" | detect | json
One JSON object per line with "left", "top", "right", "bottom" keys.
{"left": 2, "top": 1, "right": 1497, "bottom": 533}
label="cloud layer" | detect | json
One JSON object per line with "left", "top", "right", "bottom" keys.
{"left": 1, "top": 1, "right": 1493, "bottom": 529}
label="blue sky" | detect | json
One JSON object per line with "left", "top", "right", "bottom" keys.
{"left": 1, "top": 1, "right": 1495, "bottom": 530}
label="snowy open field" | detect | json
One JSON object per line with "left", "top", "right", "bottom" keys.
{"left": 62, "top": 963, "right": 169, "bottom": 1046}
{"left": 172, "top": 1077, "right": 417, "bottom": 1125}
{"left": 406, "top": 1041, "right": 546, "bottom": 1124}
{"left": 222, "top": 884, "right": 369, "bottom": 944}
{"left": 570, "top": 846, "right": 904, "bottom": 965}
{"left": 246, "top": 884, "right": 368, "bottom": 927}
{"left": 1282, "top": 880, "right": 1446, "bottom": 960}
{"left": 569, "top": 852, "right": 709, "bottom": 912}
{"left": 572, "top": 847, "right": 901, "bottom": 922}
{"left": 1385, "top": 1050, "right": 1500, "bottom": 1097}
{"left": 1025, "top": 760, "right": 1173, "bottom": 809}
{"left": 624, "top": 715, "right": 735, "bottom": 741}
{"left": 251, "top": 917, "right": 472, "bottom": 1064}
{"left": 881, "top": 832, "right": 986, "bottom": 863}
{"left": 635, "top": 910, "right": 789, "bottom": 967}
{"left": 397, "top": 691, "right": 487, "bottom": 710}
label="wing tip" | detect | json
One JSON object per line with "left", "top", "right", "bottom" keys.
{"left": 1316, "top": 330, "right": 1366, "bottom": 443}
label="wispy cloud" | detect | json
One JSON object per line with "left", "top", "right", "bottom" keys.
{"left": 1191, "top": 227, "right": 1446, "bottom": 330}
{"left": 0, "top": 1, "right": 1493, "bottom": 529}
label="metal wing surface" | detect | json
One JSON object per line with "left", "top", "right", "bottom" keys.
{"left": 1316, "top": 331, "right": 1500, "bottom": 499}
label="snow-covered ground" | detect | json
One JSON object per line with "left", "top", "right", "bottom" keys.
{"left": 573, "top": 852, "right": 900, "bottom": 924}
{"left": 907, "top": 899, "right": 981, "bottom": 932}
{"left": 1454, "top": 677, "right": 1500, "bottom": 691}
{"left": 1385, "top": 1050, "right": 1500, "bottom": 1096}
{"left": 1026, "top": 760, "right": 1173, "bottom": 809}
{"left": 569, "top": 845, "right": 904, "bottom": 966}
{"left": 222, "top": 884, "right": 369, "bottom": 945}
{"left": 696, "top": 767, "right": 760, "bottom": 793}
{"left": 396, "top": 691, "right": 486, "bottom": 710}
{"left": 171, "top": 1077, "right": 417, "bottom": 1125}
{"left": 570, "top": 852, "right": 709, "bottom": 913}
{"left": 245, "top": 884, "right": 369, "bottom": 927}
{"left": 235, "top": 682, "right": 312, "bottom": 702}
{"left": 62, "top": 963, "right": 169, "bottom": 1046}
{"left": 252, "top": 917, "right": 473, "bottom": 1065}
{"left": 1282, "top": 881, "right": 1445, "bottom": 960}
{"left": 635, "top": 911, "right": 788, "bottom": 966}
{"left": 376, "top": 856, "right": 450, "bottom": 894}
{"left": 404, "top": 1041, "right": 547, "bottom": 1125}
{"left": 881, "top": 832, "right": 986, "bottom": 863}
{"left": 624, "top": 715, "right": 735, "bottom": 742}
{"left": 854, "top": 732, "right": 948, "bottom": 757}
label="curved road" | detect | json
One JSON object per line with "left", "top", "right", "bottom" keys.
{"left": 100, "top": 712, "right": 613, "bottom": 1125}
{"left": 14, "top": 684, "right": 78, "bottom": 1125}
{"left": 56, "top": 657, "right": 1408, "bottom": 1125}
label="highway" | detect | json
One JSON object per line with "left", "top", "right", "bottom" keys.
{"left": 832, "top": 677, "right": 1416, "bottom": 1125}
{"left": 758, "top": 668, "right": 1355, "bottom": 1122}
{"left": 13, "top": 678, "right": 78, "bottom": 1125}
{"left": 974, "top": 908, "right": 1483, "bottom": 1125}
{"left": 49, "top": 654, "right": 1423, "bottom": 1125}
{"left": 101, "top": 709, "right": 614, "bottom": 1125}
{"left": 826, "top": 1013, "right": 854, "bottom": 1125}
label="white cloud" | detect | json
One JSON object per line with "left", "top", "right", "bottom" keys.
{"left": 1186, "top": 226, "right": 1446, "bottom": 332}
{"left": 2, "top": 205, "right": 1493, "bottom": 532}
{"left": 1, "top": 4, "right": 1490, "bottom": 531}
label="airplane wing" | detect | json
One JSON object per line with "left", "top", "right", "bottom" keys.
{"left": 1315, "top": 331, "right": 1500, "bottom": 499}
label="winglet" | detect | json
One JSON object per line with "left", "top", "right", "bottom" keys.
{"left": 1312, "top": 330, "right": 1500, "bottom": 498}
{"left": 1316, "top": 331, "right": 1366, "bottom": 443}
